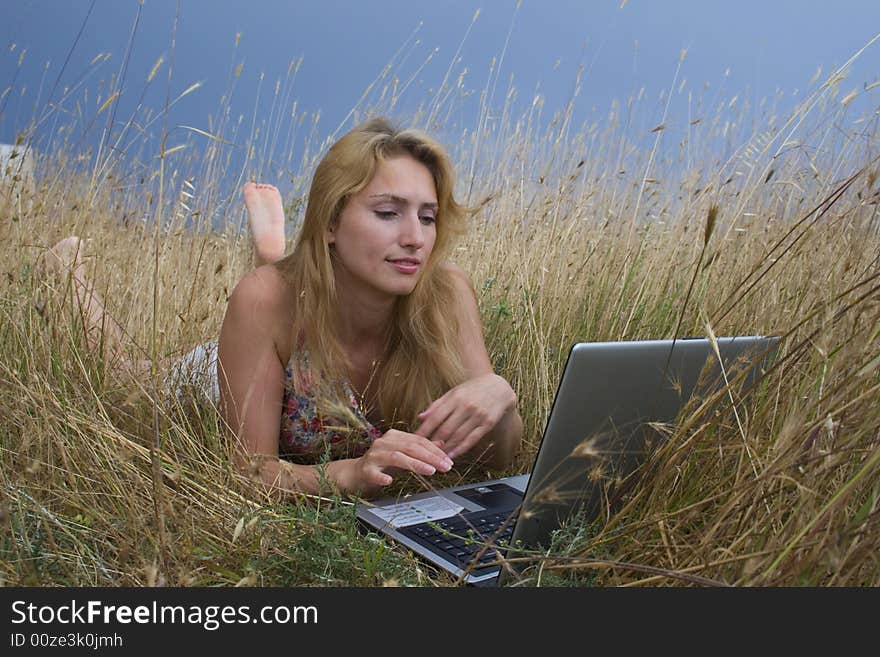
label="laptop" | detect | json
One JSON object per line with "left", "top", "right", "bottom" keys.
{"left": 356, "top": 335, "right": 780, "bottom": 585}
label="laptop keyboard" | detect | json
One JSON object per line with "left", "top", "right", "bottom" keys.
{"left": 398, "top": 508, "right": 518, "bottom": 577}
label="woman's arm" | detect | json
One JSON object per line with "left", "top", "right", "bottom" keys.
{"left": 217, "top": 267, "right": 325, "bottom": 496}
{"left": 414, "top": 263, "right": 523, "bottom": 470}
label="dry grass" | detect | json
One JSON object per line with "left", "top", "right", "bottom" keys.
{"left": 1, "top": 20, "right": 879, "bottom": 586}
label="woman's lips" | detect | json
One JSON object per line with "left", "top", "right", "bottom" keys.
{"left": 387, "top": 259, "right": 419, "bottom": 274}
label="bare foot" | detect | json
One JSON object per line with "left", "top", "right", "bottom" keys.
{"left": 244, "top": 182, "right": 285, "bottom": 267}
{"left": 34, "top": 236, "right": 132, "bottom": 375}
{"left": 38, "top": 236, "right": 89, "bottom": 282}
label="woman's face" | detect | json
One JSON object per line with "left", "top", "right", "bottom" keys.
{"left": 328, "top": 154, "right": 438, "bottom": 300}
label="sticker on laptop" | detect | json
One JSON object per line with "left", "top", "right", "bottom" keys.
{"left": 369, "top": 496, "right": 464, "bottom": 528}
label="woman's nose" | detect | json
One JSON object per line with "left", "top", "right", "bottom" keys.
{"left": 398, "top": 213, "right": 425, "bottom": 248}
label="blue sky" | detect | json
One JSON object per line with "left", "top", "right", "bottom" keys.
{"left": 2, "top": 1, "right": 878, "bottom": 191}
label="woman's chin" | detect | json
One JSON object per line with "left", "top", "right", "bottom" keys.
{"left": 390, "top": 284, "right": 418, "bottom": 297}
{"left": 382, "top": 276, "right": 421, "bottom": 297}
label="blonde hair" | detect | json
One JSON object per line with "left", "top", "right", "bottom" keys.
{"left": 274, "top": 117, "right": 469, "bottom": 433}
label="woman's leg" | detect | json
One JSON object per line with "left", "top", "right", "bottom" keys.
{"left": 36, "top": 236, "right": 151, "bottom": 380}
{"left": 36, "top": 183, "right": 286, "bottom": 383}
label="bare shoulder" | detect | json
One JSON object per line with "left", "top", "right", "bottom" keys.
{"left": 438, "top": 261, "right": 477, "bottom": 296}
{"left": 224, "top": 265, "right": 294, "bottom": 351}
{"left": 438, "top": 261, "right": 480, "bottom": 319}
{"left": 437, "top": 261, "right": 492, "bottom": 374}
{"left": 228, "top": 265, "right": 292, "bottom": 316}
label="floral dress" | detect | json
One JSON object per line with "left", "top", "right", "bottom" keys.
{"left": 278, "top": 354, "right": 384, "bottom": 462}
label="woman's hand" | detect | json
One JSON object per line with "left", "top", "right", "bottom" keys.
{"left": 413, "top": 374, "right": 517, "bottom": 460}
{"left": 329, "top": 429, "right": 454, "bottom": 496}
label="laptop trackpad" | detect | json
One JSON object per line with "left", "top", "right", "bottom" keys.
{"left": 454, "top": 483, "right": 522, "bottom": 511}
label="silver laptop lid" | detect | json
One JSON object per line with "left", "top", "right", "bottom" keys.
{"left": 511, "top": 336, "right": 779, "bottom": 551}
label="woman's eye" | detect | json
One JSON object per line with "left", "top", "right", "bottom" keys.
{"left": 375, "top": 210, "right": 397, "bottom": 219}
{"left": 420, "top": 215, "right": 436, "bottom": 224}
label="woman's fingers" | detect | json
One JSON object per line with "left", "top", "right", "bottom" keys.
{"left": 431, "top": 406, "right": 474, "bottom": 445}
{"left": 363, "top": 431, "right": 454, "bottom": 486}
{"left": 386, "top": 430, "right": 453, "bottom": 468}
{"left": 419, "top": 401, "right": 492, "bottom": 458}
{"left": 441, "top": 415, "right": 488, "bottom": 459}
{"left": 386, "top": 450, "right": 438, "bottom": 476}
{"left": 414, "top": 398, "right": 455, "bottom": 438}
{"left": 387, "top": 441, "right": 452, "bottom": 474}
{"left": 447, "top": 423, "right": 491, "bottom": 460}
{"left": 367, "top": 467, "right": 393, "bottom": 487}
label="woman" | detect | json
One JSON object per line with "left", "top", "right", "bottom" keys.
{"left": 220, "top": 117, "right": 522, "bottom": 498}
{"left": 39, "top": 117, "right": 523, "bottom": 499}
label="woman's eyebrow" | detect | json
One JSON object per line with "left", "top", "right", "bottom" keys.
{"left": 369, "top": 193, "right": 437, "bottom": 209}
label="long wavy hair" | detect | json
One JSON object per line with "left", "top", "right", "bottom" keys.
{"left": 274, "top": 117, "right": 469, "bottom": 434}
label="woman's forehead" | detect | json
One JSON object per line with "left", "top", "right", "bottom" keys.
{"left": 362, "top": 155, "right": 437, "bottom": 203}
